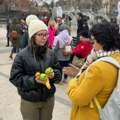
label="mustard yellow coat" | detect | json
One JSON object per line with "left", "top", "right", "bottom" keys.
{"left": 67, "top": 53, "right": 120, "bottom": 120}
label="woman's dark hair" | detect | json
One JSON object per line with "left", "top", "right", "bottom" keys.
{"left": 12, "top": 17, "right": 19, "bottom": 24}
{"left": 77, "top": 13, "right": 83, "bottom": 18}
{"left": 90, "top": 22, "right": 120, "bottom": 51}
{"left": 78, "top": 30, "right": 91, "bottom": 38}
{"left": 29, "top": 35, "right": 48, "bottom": 61}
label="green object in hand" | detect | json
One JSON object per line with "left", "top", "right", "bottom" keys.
{"left": 45, "top": 67, "right": 53, "bottom": 75}
{"left": 40, "top": 73, "right": 48, "bottom": 81}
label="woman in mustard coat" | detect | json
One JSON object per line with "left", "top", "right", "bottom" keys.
{"left": 67, "top": 22, "right": 120, "bottom": 120}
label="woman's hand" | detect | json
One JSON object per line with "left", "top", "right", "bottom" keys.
{"left": 63, "top": 64, "right": 80, "bottom": 77}
{"left": 35, "top": 72, "right": 54, "bottom": 85}
{"left": 47, "top": 73, "right": 55, "bottom": 79}
{"left": 35, "top": 76, "right": 47, "bottom": 85}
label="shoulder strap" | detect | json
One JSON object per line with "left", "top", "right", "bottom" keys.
{"left": 58, "top": 35, "right": 69, "bottom": 44}
{"left": 95, "top": 57, "right": 120, "bottom": 86}
{"left": 62, "top": 38, "right": 68, "bottom": 45}
{"left": 89, "top": 57, "right": 120, "bottom": 110}
{"left": 85, "top": 57, "right": 120, "bottom": 77}
{"left": 96, "top": 57, "right": 120, "bottom": 68}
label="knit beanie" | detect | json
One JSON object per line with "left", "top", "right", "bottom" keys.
{"left": 29, "top": 19, "right": 48, "bottom": 39}
{"left": 26, "top": 14, "right": 39, "bottom": 26}
{"left": 59, "top": 24, "right": 67, "bottom": 32}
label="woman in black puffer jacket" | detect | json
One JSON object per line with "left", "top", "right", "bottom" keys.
{"left": 9, "top": 19, "right": 62, "bottom": 120}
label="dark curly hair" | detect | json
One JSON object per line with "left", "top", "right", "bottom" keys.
{"left": 77, "top": 13, "right": 83, "bottom": 18}
{"left": 90, "top": 22, "right": 120, "bottom": 51}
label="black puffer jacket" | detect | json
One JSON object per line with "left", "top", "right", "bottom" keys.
{"left": 9, "top": 46, "right": 62, "bottom": 102}
{"left": 77, "top": 20, "right": 88, "bottom": 35}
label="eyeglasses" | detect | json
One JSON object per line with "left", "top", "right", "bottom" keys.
{"left": 36, "top": 33, "right": 49, "bottom": 39}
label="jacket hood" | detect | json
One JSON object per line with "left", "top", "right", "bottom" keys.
{"left": 12, "top": 17, "right": 19, "bottom": 24}
{"left": 59, "top": 30, "right": 72, "bottom": 43}
{"left": 55, "top": 30, "right": 72, "bottom": 48}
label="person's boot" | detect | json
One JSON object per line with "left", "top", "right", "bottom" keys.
{"left": 62, "top": 78, "right": 67, "bottom": 83}
{"left": 9, "top": 53, "right": 13, "bottom": 59}
{"left": 6, "top": 45, "right": 9, "bottom": 47}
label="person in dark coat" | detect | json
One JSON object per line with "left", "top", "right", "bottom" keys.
{"left": 21, "top": 14, "right": 39, "bottom": 49}
{"left": 9, "top": 19, "right": 62, "bottom": 120}
{"left": 76, "top": 13, "right": 89, "bottom": 44}
{"left": 6, "top": 18, "right": 12, "bottom": 47}
{"left": 9, "top": 17, "right": 22, "bottom": 59}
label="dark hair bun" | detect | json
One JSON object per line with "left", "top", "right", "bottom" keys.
{"left": 90, "top": 22, "right": 120, "bottom": 51}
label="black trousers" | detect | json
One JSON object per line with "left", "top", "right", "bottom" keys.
{"left": 69, "top": 54, "right": 83, "bottom": 63}
{"left": 7, "top": 37, "right": 10, "bottom": 46}
{"left": 59, "top": 60, "right": 69, "bottom": 79}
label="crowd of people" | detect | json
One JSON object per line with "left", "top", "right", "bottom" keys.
{"left": 7, "top": 12, "right": 120, "bottom": 120}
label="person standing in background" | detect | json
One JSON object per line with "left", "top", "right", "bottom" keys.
{"left": 69, "top": 30, "right": 93, "bottom": 63}
{"left": 6, "top": 18, "right": 12, "bottom": 47}
{"left": 76, "top": 13, "right": 89, "bottom": 44}
{"left": 52, "top": 25, "right": 72, "bottom": 83}
{"left": 21, "top": 14, "right": 39, "bottom": 49}
{"left": 48, "top": 20, "right": 57, "bottom": 49}
{"left": 55, "top": 16, "right": 69, "bottom": 35}
{"left": 9, "top": 17, "right": 22, "bottom": 59}
{"left": 42, "top": 16, "right": 49, "bottom": 26}
{"left": 20, "top": 18, "right": 27, "bottom": 35}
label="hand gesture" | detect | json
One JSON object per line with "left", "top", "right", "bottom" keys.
{"left": 35, "top": 76, "right": 47, "bottom": 85}
{"left": 63, "top": 64, "right": 80, "bottom": 77}
{"left": 47, "top": 73, "right": 55, "bottom": 79}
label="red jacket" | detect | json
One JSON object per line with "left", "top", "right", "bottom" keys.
{"left": 72, "top": 41, "right": 92, "bottom": 58}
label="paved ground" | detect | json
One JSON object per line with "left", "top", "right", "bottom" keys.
{"left": 0, "top": 24, "right": 78, "bottom": 120}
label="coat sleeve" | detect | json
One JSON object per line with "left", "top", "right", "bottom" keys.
{"left": 21, "top": 32, "right": 28, "bottom": 48}
{"left": 67, "top": 64, "right": 104, "bottom": 107}
{"left": 9, "top": 54, "right": 40, "bottom": 90}
{"left": 72, "top": 42, "right": 83, "bottom": 55}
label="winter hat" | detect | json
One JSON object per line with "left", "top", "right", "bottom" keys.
{"left": 59, "top": 24, "right": 67, "bottom": 32}
{"left": 59, "top": 24, "right": 70, "bottom": 33}
{"left": 26, "top": 14, "right": 39, "bottom": 26}
{"left": 29, "top": 19, "right": 48, "bottom": 39}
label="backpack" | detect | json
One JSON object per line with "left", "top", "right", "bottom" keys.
{"left": 85, "top": 57, "right": 120, "bottom": 120}
{"left": 62, "top": 39, "right": 72, "bottom": 56}
{"left": 10, "top": 26, "right": 19, "bottom": 39}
